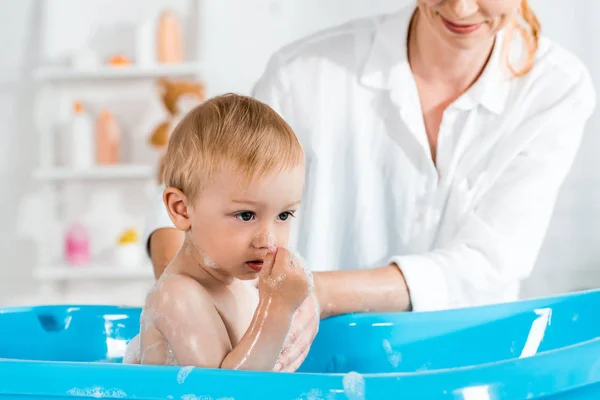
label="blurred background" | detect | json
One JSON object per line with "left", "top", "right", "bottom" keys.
{"left": 0, "top": 0, "right": 597, "bottom": 308}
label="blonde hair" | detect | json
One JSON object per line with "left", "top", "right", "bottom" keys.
{"left": 162, "top": 93, "right": 304, "bottom": 202}
{"left": 505, "top": 0, "right": 541, "bottom": 77}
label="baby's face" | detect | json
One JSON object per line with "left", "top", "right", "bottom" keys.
{"left": 186, "top": 162, "right": 305, "bottom": 280}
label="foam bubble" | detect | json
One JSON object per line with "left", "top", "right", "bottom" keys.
{"left": 416, "top": 362, "right": 431, "bottom": 372}
{"left": 382, "top": 339, "right": 402, "bottom": 367}
{"left": 291, "top": 251, "right": 314, "bottom": 291}
{"left": 252, "top": 231, "right": 277, "bottom": 249}
{"left": 342, "top": 372, "right": 365, "bottom": 400}
{"left": 186, "top": 240, "right": 217, "bottom": 269}
{"left": 140, "top": 341, "right": 162, "bottom": 363}
{"left": 141, "top": 307, "right": 178, "bottom": 337}
{"left": 181, "top": 395, "right": 212, "bottom": 400}
{"left": 177, "top": 366, "right": 194, "bottom": 384}
{"left": 200, "top": 252, "right": 217, "bottom": 269}
{"left": 267, "top": 274, "right": 286, "bottom": 289}
{"left": 67, "top": 387, "right": 127, "bottom": 398}
{"left": 123, "top": 335, "right": 141, "bottom": 364}
{"left": 296, "top": 389, "right": 324, "bottom": 400}
{"left": 167, "top": 346, "right": 177, "bottom": 365}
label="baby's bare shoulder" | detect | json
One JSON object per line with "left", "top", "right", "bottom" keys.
{"left": 146, "top": 273, "right": 214, "bottom": 314}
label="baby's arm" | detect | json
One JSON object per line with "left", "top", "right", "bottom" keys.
{"left": 154, "top": 273, "right": 297, "bottom": 371}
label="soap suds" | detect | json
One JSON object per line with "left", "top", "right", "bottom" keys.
{"left": 342, "top": 371, "right": 365, "bottom": 400}
{"left": 181, "top": 395, "right": 212, "bottom": 400}
{"left": 252, "top": 231, "right": 277, "bottom": 249}
{"left": 67, "top": 387, "right": 126, "bottom": 398}
{"left": 295, "top": 389, "right": 325, "bottom": 400}
{"left": 291, "top": 251, "right": 314, "bottom": 291}
{"left": 186, "top": 242, "right": 217, "bottom": 269}
{"left": 382, "top": 339, "right": 402, "bottom": 367}
{"left": 177, "top": 366, "right": 195, "bottom": 384}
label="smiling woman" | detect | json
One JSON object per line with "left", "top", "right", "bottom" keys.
{"left": 417, "top": 0, "right": 540, "bottom": 76}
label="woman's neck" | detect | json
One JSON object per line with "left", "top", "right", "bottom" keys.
{"left": 408, "top": 9, "right": 495, "bottom": 92}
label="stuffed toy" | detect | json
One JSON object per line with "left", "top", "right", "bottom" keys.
{"left": 149, "top": 78, "right": 205, "bottom": 182}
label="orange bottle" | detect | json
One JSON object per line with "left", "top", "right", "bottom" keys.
{"left": 96, "top": 110, "right": 120, "bottom": 164}
{"left": 156, "top": 10, "right": 184, "bottom": 63}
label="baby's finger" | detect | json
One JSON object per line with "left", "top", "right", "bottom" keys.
{"left": 261, "top": 247, "right": 277, "bottom": 276}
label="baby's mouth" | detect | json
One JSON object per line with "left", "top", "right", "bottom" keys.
{"left": 246, "top": 259, "right": 264, "bottom": 272}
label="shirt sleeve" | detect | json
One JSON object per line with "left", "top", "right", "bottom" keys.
{"left": 391, "top": 69, "right": 597, "bottom": 311}
{"left": 251, "top": 52, "right": 290, "bottom": 117}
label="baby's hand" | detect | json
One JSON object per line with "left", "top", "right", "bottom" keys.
{"left": 258, "top": 247, "right": 311, "bottom": 314}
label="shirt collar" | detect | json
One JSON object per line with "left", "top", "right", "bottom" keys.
{"left": 359, "top": 5, "right": 511, "bottom": 115}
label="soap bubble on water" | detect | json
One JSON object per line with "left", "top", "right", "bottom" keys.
{"left": 342, "top": 371, "right": 365, "bottom": 400}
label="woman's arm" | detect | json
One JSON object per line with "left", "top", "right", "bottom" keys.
{"left": 148, "top": 228, "right": 184, "bottom": 279}
{"left": 315, "top": 267, "right": 411, "bottom": 318}
{"left": 317, "top": 67, "right": 596, "bottom": 315}
{"left": 143, "top": 187, "right": 183, "bottom": 279}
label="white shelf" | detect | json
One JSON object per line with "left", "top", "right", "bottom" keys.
{"left": 34, "top": 164, "right": 156, "bottom": 181}
{"left": 33, "top": 264, "right": 154, "bottom": 281}
{"left": 34, "top": 62, "right": 203, "bottom": 82}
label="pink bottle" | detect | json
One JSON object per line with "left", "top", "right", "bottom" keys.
{"left": 65, "top": 224, "right": 90, "bottom": 266}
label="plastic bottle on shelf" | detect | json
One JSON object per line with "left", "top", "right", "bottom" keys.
{"left": 156, "top": 9, "right": 184, "bottom": 63}
{"left": 116, "top": 228, "right": 142, "bottom": 269}
{"left": 136, "top": 17, "right": 156, "bottom": 66}
{"left": 95, "top": 110, "right": 121, "bottom": 165}
{"left": 68, "top": 101, "right": 95, "bottom": 168}
{"left": 65, "top": 223, "right": 90, "bottom": 266}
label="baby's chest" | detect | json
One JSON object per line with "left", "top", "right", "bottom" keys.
{"left": 215, "top": 283, "right": 259, "bottom": 345}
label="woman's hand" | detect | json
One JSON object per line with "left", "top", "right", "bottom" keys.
{"left": 274, "top": 291, "right": 320, "bottom": 372}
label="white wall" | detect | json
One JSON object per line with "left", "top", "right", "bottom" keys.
{"left": 0, "top": 0, "right": 40, "bottom": 305}
{"left": 520, "top": 0, "right": 600, "bottom": 298}
{"left": 0, "top": 0, "right": 598, "bottom": 307}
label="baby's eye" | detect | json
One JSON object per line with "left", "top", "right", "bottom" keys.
{"left": 236, "top": 212, "right": 255, "bottom": 222}
{"left": 277, "top": 212, "right": 295, "bottom": 221}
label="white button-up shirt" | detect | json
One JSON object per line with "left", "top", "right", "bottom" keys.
{"left": 144, "top": 5, "right": 596, "bottom": 311}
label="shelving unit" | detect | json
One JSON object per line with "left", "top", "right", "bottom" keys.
{"left": 31, "top": 0, "right": 203, "bottom": 304}
{"left": 34, "top": 62, "right": 204, "bottom": 82}
{"left": 33, "top": 164, "right": 156, "bottom": 181}
{"left": 33, "top": 264, "right": 154, "bottom": 281}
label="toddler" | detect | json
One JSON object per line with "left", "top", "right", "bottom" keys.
{"left": 124, "top": 93, "right": 312, "bottom": 371}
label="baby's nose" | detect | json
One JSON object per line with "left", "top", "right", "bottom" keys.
{"left": 252, "top": 231, "right": 277, "bottom": 249}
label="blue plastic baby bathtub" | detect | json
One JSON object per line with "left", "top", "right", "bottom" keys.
{"left": 1, "top": 289, "right": 600, "bottom": 399}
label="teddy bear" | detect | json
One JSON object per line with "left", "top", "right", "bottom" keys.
{"left": 149, "top": 78, "right": 205, "bottom": 182}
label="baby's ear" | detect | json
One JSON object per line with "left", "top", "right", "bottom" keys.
{"left": 163, "top": 187, "right": 191, "bottom": 231}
